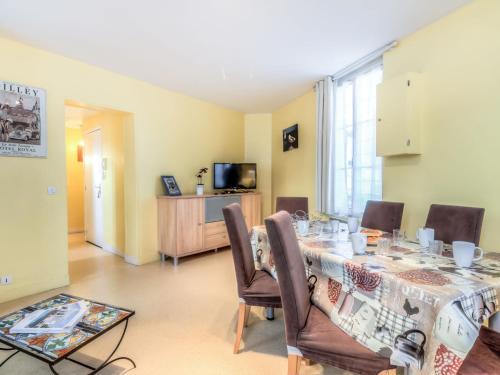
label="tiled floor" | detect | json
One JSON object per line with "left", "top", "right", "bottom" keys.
{"left": 0, "top": 234, "right": 353, "bottom": 375}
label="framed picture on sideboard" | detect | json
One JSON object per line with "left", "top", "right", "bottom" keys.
{"left": 161, "top": 175, "right": 182, "bottom": 196}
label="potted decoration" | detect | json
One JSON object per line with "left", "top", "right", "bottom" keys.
{"left": 196, "top": 167, "right": 208, "bottom": 196}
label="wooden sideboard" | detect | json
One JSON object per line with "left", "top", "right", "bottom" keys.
{"left": 157, "top": 192, "right": 261, "bottom": 266}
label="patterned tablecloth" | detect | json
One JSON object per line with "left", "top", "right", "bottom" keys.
{"left": 251, "top": 225, "right": 500, "bottom": 375}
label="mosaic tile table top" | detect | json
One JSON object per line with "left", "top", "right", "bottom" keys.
{"left": 251, "top": 225, "right": 500, "bottom": 375}
{"left": 0, "top": 294, "right": 134, "bottom": 363}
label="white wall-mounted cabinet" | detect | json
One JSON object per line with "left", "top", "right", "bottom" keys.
{"left": 376, "top": 72, "right": 422, "bottom": 156}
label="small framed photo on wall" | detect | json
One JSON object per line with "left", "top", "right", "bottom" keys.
{"left": 283, "top": 124, "right": 298, "bottom": 152}
{"left": 161, "top": 175, "right": 182, "bottom": 196}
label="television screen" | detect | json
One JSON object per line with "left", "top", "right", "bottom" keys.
{"left": 213, "top": 163, "right": 257, "bottom": 190}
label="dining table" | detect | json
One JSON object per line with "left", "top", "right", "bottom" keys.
{"left": 250, "top": 223, "right": 500, "bottom": 375}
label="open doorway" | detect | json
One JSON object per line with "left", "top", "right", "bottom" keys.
{"left": 65, "top": 103, "right": 128, "bottom": 280}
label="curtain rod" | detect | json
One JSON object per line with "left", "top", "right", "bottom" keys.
{"left": 314, "top": 40, "right": 398, "bottom": 89}
{"left": 331, "top": 40, "right": 398, "bottom": 80}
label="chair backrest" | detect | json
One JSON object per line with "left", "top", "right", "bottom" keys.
{"left": 425, "top": 204, "right": 485, "bottom": 246}
{"left": 478, "top": 325, "right": 500, "bottom": 355}
{"left": 275, "top": 197, "right": 308, "bottom": 215}
{"left": 360, "top": 200, "right": 404, "bottom": 233}
{"left": 223, "top": 203, "right": 256, "bottom": 296}
{"left": 265, "top": 211, "right": 311, "bottom": 347}
{"left": 459, "top": 326, "right": 500, "bottom": 373}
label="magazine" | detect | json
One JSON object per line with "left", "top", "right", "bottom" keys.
{"left": 10, "top": 301, "right": 89, "bottom": 334}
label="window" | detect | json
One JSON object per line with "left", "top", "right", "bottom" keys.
{"left": 316, "top": 61, "right": 383, "bottom": 217}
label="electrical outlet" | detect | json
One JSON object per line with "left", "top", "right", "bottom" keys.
{"left": 0, "top": 275, "right": 12, "bottom": 285}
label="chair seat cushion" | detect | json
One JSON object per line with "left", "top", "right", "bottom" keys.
{"left": 241, "top": 270, "right": 282, "bottom": 308}
{"left": 458, "top": 326, "right": 500, "bottom": 374}
{"left": 297, "top": 305, "right": 393, "bottom": 375}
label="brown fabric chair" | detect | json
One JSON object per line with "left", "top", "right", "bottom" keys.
{"left": 276, "top": 197, "right": 309, "bottom": 215}
{"left": 458, "top": 326, "right": 500, "bottom": 374}
{"left": 360, "top": 200, "right": 404, "bottom": 233}
{"left": 265, "top": 211, "right": 396, "bottom": 375}
{"left": 222, "top": 203, "right": 281, "bottom": 354}
{"left": 425, "top": 204, "right": 485, "bottom": 245}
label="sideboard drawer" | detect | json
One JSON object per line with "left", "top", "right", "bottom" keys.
{"left": 205, "top": 232, "right": 229, "bottom": 249}
{"left": 205, "top": 221, "right": 227, "bottom": 236}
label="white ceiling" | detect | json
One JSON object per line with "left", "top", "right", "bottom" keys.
{"left": 0, "top": 0, "right": 470, "bottom": 112}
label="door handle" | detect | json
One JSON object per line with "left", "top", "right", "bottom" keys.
{"left": 96, "top": 185, "right": 102, "bottom": 198}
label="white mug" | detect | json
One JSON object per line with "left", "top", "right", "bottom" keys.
{"left": 350, "top": 233, "right": 368, "bottom": 255}
{"left": 416, "top": 227, "right": 434, "bottom": 248}
{"left": 452, "top": 241, "right": 483, "bottom": 268}
{"left": 296, "top": 220, "right": 309, "bottom": 236}
{"left": 347, "top": 217, "right": 359, "bottom": 233}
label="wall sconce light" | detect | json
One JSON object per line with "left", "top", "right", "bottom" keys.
{"left": 77, "top": 141, "right": 84, "bottom": 162}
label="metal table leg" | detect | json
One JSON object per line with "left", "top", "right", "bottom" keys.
{"left": 49, "top": 319, "right": 135, "bottom": 374}
{"left": 0, "top": 349, "right": 19, "bottom": 368}
{"left": 265, "top": 307, "right": 275, "bottom": 320}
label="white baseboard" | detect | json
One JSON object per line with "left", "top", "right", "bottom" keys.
{"left": 102, "top": 243, "right": 124, "bottom": 256}
{"left": 124, "top": 255, "right": 140, "bottom": 266}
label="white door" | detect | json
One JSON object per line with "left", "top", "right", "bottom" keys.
{"left": 84, "top": 129, "right": 104, "bottom": 247}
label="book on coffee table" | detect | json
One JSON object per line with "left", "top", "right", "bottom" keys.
{"left": 10, "top": 301, "right": 89, "bottom": 334}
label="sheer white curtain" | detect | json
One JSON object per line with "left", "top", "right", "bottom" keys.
{"left": 316, "top": 60, "right": 383, "bottom": 217}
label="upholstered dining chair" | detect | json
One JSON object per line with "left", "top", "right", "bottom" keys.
{"left": 275, "top": 197, "right": 309, "bottom": 215}
{"left": 360, "top": 200, "right": 404, "bottom": 233}
{"left": 458, "top": 326, "right": 500, "bottom": 374}
{"left": 222, "top": 203, "right": 282, "bottom": 354}
{"left": 425, "top": 204, "right": 485, "bottom": 245}
{"left": 265, "top": 211, "right": 397, "bottom": 375}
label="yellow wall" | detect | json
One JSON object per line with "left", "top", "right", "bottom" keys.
{"left": 65, "top": 127, "right": 84, "bottom": 233}
{"left": 82, "top": 111, "right": 126, "bottom": 255}
{"left": 271, "top": 91, "right": 316, "bottom": 213}
{"left": 245, "top": 114, "right": 272, "bottom": 218}
{"left": 270, "top": 0, "right": 500, "bottom": 250}
{"left": 0, "top": 36, "right": 244, "bottom": 303}
{"left": 382, "top": 0, "right": 500, "bottom": 250}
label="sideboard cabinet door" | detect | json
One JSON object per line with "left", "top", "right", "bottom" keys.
{"left": 176, "top": 198, "right": 204, "bottom": 255}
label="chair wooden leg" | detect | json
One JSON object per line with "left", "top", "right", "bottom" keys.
{"left": 378, "top": 370, "right": 397, "bottom": 375}
{"left": 234, "top": 302, "right": 246, "bottom": 354}
{"left": 288, "top": 355, "right": 301, "bottom": 375}
{"left": 244, "top": 305, "right": 251, "bottom": 327}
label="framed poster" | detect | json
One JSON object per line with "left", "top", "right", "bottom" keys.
{"left": 0, "top": 81, "right": 47, "bottom": 158}
{"left": 283, "top": 123, "right": 298, "bottom": 152}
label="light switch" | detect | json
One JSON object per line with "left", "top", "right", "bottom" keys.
{"left": 47, "top": 186, "right": 57, "bottom": 195}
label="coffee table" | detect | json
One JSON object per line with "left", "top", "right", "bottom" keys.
{"left": 0, "top": 293, "right": 135, "bottom": 374}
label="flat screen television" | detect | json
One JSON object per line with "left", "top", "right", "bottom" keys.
{"left": 213, "top": 163, "right": 257, "bottom": 190}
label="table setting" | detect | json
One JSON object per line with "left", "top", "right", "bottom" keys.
{"left": 250, "top": 214, "right": 500, "bottom": 375}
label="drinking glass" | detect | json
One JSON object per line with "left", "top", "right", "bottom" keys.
{"left": 378, "top": 237, "right": 391, "bottom": 256}
{"left": 319, "top": 221, "right": 332, "bottom": 238}
{"left": 347, "top": 217, "right": 359, "bottom": 233}
{"left": 392, "top": 229, "right": 405, "bottom": 246}
{"left": 330, "top": 219, "right": 340, "bottom": 240}
{"left": 429, "top": 240, "right": 444, "bottom": 256}
{"left": 310, "top": 221, "right": 322, "bottom": 238}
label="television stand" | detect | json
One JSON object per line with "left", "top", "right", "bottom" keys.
{"left": 221, "top": 189, "right": 249, "bottom": 194}
{"left": 157, "top": 192, "right": 261, "bottom": 266}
